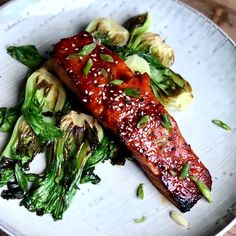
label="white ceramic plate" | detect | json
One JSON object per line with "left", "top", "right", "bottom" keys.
{"left": 0, "top": 0, "right": 236, "bottom": 235}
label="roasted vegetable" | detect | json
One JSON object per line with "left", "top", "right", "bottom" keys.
{"left": 86, "top": 17, "right": 129, "bottom": 47}
{"left": 116, "top": 48, "right": 193, "bottom": 110}
{"left": 22, "top": 67, "right": 66, "bottom": 142}
{"left": 123, "top": 12, "right": 152, "bottom": 47}
{"left": 85, "top": 13, "right": 191, "bottom": 110}
{"left": 0, "top": 116, "right": 43, "bottom": 188}
{"left": 7, "top": 45, "right": 44, "bottom": 69}
{"left": 21, "top": 111, "right": 118, "bottom": 220}
{"left": 0, "top": 107, "right": 20, "bottom": 132}
{"left": 128, "top": 32, "right": 175, "bottom": 67}
{"left": 0, "top": 68, "right": 66, "bottom": 189}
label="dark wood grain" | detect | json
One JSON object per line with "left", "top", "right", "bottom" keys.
{"left": 182, "top": 0, "right": 236, "bottom": 41}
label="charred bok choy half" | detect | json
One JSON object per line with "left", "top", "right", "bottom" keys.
{"left": 1, "top": 45, "right": 118, "bottom": 220}
{"left": 86, "top": 12, "right": 193, "bottom": 110}
{"left": 0, "top": 67, "right": 66, "bottom": 192}
{"left": 21, "top": 111, "right": 117, "bottom": 220}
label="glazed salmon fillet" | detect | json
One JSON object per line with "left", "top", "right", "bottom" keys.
{"left": 51, "top": 31, "right": 212, "bottom": 212}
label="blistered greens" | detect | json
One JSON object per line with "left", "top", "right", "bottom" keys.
{"left": 85, "top": 12, "right": 193, "bottom": 110}
{"left": 86, "top": 17, "right": 129, "bottom": 47}
{"left": 21, "top": 111, "right": 117, "bottom": 220}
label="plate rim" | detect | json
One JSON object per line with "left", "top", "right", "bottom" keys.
{"left": 0, "top": 0, "right": 235, "bottom": 235}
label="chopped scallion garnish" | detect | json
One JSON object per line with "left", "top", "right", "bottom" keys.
{"left": 212, "top": 119, "right": 231, "bottom": 131}
{"left": 170, "top": 170, "right": 177, "bottom": 176}
{"left": 83, "top": 58, "right": 93, "bottom": 76}
{"left": 123, "top": 88, "right": 141, "bottom": 98}
{"left": 100, "top": 68, "right": 108, "bottom": 77}
{"left": 134, "top": 216, "right": 146, "bottom": 223}
{"left": 179, "top": 163, "right": 191, "bottom": 179}
{"left": 137, "top": 183, "right": 144, "bottom": 200}
{"left": 100, "top": 53, "right": 114, "bottom": 63}
{"left": 137, "top": 115, "right": 150, "bottom": 128}
{"left": 190, "top": 176, "right": 212, "bottom": 203}
{"left": 67, "top": 43, "right": 96, "bottom": 59}
{"left": 160, "top": 114, "right": 172, "bottom": 131}
{"left": 109, "top": 79, "right": 123, "bottom": 85}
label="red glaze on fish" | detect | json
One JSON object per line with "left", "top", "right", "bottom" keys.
{"left": 51, "top": 31, "right": 212, "bottom": 212}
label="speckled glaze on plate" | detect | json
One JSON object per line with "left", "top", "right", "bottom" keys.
{"left": 0, "top": 0, "right": 235, "bottom": 235}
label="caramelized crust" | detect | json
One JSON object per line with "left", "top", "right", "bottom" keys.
{"left": 51, "top": 31, "right": 212, "bottom": 212}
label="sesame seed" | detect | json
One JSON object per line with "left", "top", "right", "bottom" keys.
{"left": 72, "top": 43, "right": 76, "bottom": 47}
{"left": 65, "top": 47, "right": 68, "bottom": 51}
{"left": 107, "top": 68, "right": 111, "bottom": 72}
{"left": 83, "top": 99, "right": 87, "bottom": 102}
{"left": 89, "top": 91, "right": 93, "bottom": 96}
{"left": 115, "top": 61, "right": 118, "bottom": 64}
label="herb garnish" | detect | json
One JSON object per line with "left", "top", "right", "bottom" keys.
{"left": 83, "top": 58, "right": 93, "bottom": 76}
{"left": 137, "top": 115, "right": 150, "bottom": 128}
{"left": 179, "top": 163, "right": 191, "bottom": 179}
{"left": 109, "top": 80, "right": 123, "bottom": 85}
{"left": 137, "top": 183, "right": 144, "bottom": 200}
{"left": 100, "top": 53, "right": 114, "bottom": 63}
{"left": 134, "top": 216, "right": 146, "bottom": 223}
{"left": 123, "top": 88, "right": 141, "bottom": 98}
{"left": 67, "top": 43, "right": 96, "bottom": 59}
{"left": 160, "top": 114, "right": 172, "bottom": 131}
{"left": 212, "top": 119, "right": 231, "bottom": 131}
{"left": 190, "top": 176, "right": 212, "bottom": 203}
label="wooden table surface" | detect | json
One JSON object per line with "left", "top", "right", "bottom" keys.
{"left": 0, "top": 0, "right": 235, "bottom": 235}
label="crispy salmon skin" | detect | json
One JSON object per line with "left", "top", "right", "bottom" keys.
{"left": 51, "top": 31, "right": 212, "bottom": 212}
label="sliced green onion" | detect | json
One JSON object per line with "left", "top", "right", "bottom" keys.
{"left": 109, "top": 79, "right": 123, "bottom": 86}
{"left": 67, "top": 43, "right": 96, "bottom": 59}
{"left": 123, "top": 88, "right": 141, "bottom": 98}
{"left": 155, "top": 137, "right": 166, "bottom": 145}
{"left": 170, "top": 170, "right": 177, "bottom": 176}
{"left": 179, "top": 163, "right": 191, "bottom": 179}
{"left": 134, "top": 216, "right": 146, "bottom": 223}
{"left": 170, "top": 211, "right": 190, "bottom": 228}
{"left": 137, "top": 115, "right": 150, "bottom": 128}
{"left": 137, "top": 183, "right": 144, "bottom": 200}
{"left": 100, "top": 68, "right": 108, "bottom": 77}
{"left": 160, "top": 114, "right": 172, "bottom": 131}
{"left": 190, "top": 176, "right": 213, "bottom": 203}
{"left": 212, "top": 119, "right": 231, "bottom": 131}
{"left": 100, "top": 53, "right": 114, "bottom": 63}
{"left": 83, "top": 58, "right": 93, "bottom": 76}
